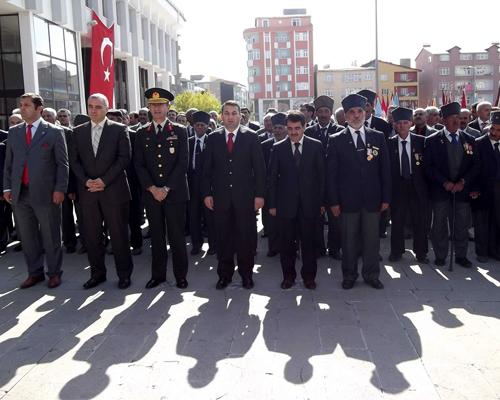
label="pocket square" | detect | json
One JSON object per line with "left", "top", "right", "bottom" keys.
{"left": 42, "top": 143, "right": 49, "bottom": 147}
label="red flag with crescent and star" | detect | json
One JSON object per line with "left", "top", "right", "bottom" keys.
{"left": 90, "top": 11, "right": 114, "bottom": 105}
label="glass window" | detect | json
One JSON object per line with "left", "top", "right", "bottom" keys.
{"left": 265, "top": 67, "right": 271, "bottom": 75}
{"left": 67, "top": 63, "right": 79, "bottom": 94}
{"left": 325, "top": 74, "right": 333, "bottom": 82}
{"left": 380, "top": 74, "right": 388, "bottom": 81}
{"left": 3, "top": 53, "right": 23, "bottom": 90}
{"left": 325, "top": 89, "right": 334, "bottom": 96}
{"left": 401, "top": 88, "right": 408, "bottom": 96}
{"left": 52, "top": 59, "right": 67, "bottom": 92}
{"left": 1, "top": 16, "right": 21, "bottom": 52}
{"left": 439, "top": 82, "right": 449, "bottom": 90}
{"left": 37, "top": 54, "right": 52, "bottom": 90}
{"left": 292, "top": 18, "right": 301, "bottom": 26}
{"left": 49, "top": 24, "right": 65, "bottom": 60}
{"left": 365, "top": 72, "right": 373, "bottom": 80}
{"left": 262, "top": 19, "right": 269, "bottom": 28}
{"left": 65, "top": 31, "right": 77, "bottom": 63}
{"left": 476, "top": 53, "right": 489, "bottom": 60}
{"left": 460, "top": 54, "right": 472, "bottom": 60}
{"left": 439, "top": 67, "right": 450, "bottom": 75}
{"left": 439, "top": 54, "right": 449, "bottom": 61}
{"left": 382, "top": 88, "right": 389, "bottom": 96}
{"left": 400, "top": 73, "right": 408, "bottom": 81}
{"left": 34, "top": 17, "right": 50, "bottom": 55}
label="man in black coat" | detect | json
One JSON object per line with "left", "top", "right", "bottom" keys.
{"left": 188, "top": 111, "right": 216, "bottom": 256}
{"left": 468, "top": 101, "right": 491, "bottom": 134}
{"left": 471, "top": 111, "right": 500, "bottom": 262}
{"left": 257, "top": 112, "right": 276, "bottom": 143}
{"left": 69, "top": 94, "right": 134, "bottom": 289}
{"left": 202, "top": 100, "right": 266, "bottom": 290}
{"left": 268, "top": 111, "right": 325, "bottom": 289}
{"left": 134, "top": 88, "right": 190, "bottom": 289}
{"left": 0, "top": 139, "right": 7, "bottom": 253}
{"left": 410, "top": 108, "right": 438, "bottom": 137}
{"left": 304, "top": 95, "right": 342, "bottom": 260}
{"left": 387, "top": 107, "right": 429, "bottom": 263}
{"left": 327, "top": 94, "right": 391, "bottom": 290}
{"left": 424, "top": 102, "right": 480, "bottom": 268}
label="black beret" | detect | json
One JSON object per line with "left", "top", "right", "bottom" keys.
{"left": 193, "top": 111, "right": 210, "bottom": 125}
{"left": 341, "top": 94, "right": 367, "bottom": 112}
{"left": 271, "top": 112, "right": 287, "bottom": 126}
{"left": 357, "top": 89, "right": 376, "bottom": 105}
{"left": 73, "top": 114, "right": 90, "bottom": 127}
{"left": 106, "top": 109, "right": 123, "bottom": 119}
{"left": 314, "top": 95, "right": 334, "bottom": 112}
{"left": 441, "top": 102, "right": 461, "bottom": 119}
{"left": 392, "top": 107, "right": 413, "bottom": 122}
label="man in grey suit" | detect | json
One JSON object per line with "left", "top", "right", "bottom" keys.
{"left": 460, "top": 109, "right": 481, "bottom": 138}
{"left": 3, "top": 93, "right": 69, "bottom": 289}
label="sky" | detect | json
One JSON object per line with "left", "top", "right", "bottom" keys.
{"left": 178, "top": 0, "right": 499, "bottom": 88}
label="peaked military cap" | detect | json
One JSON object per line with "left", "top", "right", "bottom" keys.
{"left": 490, "top": 110, "right": 500, "bottom": 125}
{"left": 145, "top": 87, "right": 174, "bottom": 104}
{"left": 341, "top": 93, "right": 367, "bottom": 112}
{"left": 193, "top": 111, "right": 211, "bottom": 125}
{"left": 314, "top": 95, "right": 334, "bottom": 112}
{"left": 392, "top": 107, "right": 413, "bottom": 122}
{"left": 357, "top": 89, "right": 377, "bottom": 105}
{"left": 271, "top": 112, "right": 287, "bottom": 126}
{"left": 441, "top": 102, "right": 461, "bottom": 119}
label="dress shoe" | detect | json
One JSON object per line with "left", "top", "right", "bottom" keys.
{"left": 368, "top": 279, "right": 384, "bottom": 289}
{"left": 20, "top": 275, "right": 45, "bottom": 289}
{"left": 66, "top": 246, "right": 76, "bottom": 254}
{"left": 13, "top": 244, "right": 22, "bottom": 252}
{"left": 142, "top": 230, "right": 151, "bottom": 239}
{"left": 190, "top": 248, "right": 201, "bottom": 256}
{"left": 455, "top": 257, "right": 472, "bottom": 268}
{"left": 106, "top": 248, "right": 114, "bottom": 255}
{"left": 176, "top": 278, "right": 188, "bottom": 289}
{"left": 416, "top": 254, "right": 430, "bottom": 263}
{"left": 267, "top": 250, "right": 278, "bottom": 257}
{"left": 207, "top": 248, "right": 217, "bottom": 256}
{"left": 132, "top": 247, "right": 142, "bottom": 256}
{"left": 216, "top": 277, "right": 231, "bottom": 290}
{"left": 48, "top": 276, "right": 61, "bottom": 289}
{"left": 281, "top": 279, "right": 294, "bottom": 289}
{"left": 388, "top": 253, "right": 402, "bottom": 262}
{"left": 304, "top": 280, "right": 316, "bottom": 290}
{"left": 379, "top": 232, "right": 387, "bottom": 238}
{"left": 77, "top": 246, "right": 87, "bottom": 254}
{"left": 435, "top": 258, "right": 446, "bottom": 267}
{"left": 118, "top": 277, "right": 131, "bottom": 289}
{"left": 83, "top": 276, "right": 106, "bottom": 289}
{"left": 145, "top": 278, "right": 166, "bottom": 289}
{"left": 242, "top": 278, "right": 254, "bottom": 290}
{"left": 379, "top": 254, "right": 383, "bottom": 262}
{"left": 477, "top": 255, "right": 488, "bottom": 263}
{"left": 468, "top": 232, "right": 475, "bottom": 242}
{"left": 342, "top": 280, "right": 355, "bottom": 290}
{"left": 328, "top": 249, "right": 342, "bottom": 260}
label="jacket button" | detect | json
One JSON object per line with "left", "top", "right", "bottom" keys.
{"left": 230, "top": 184, "right": 233, "bottom": 187}
{"left": 229, "top": 171, "right": 232, "bottom": 174}
{"left": 159, "top": 174, "right": 163, "bottom": 177}
{"left": 158, "top": 154, "right": 161, "bottom": 158}
{"left": 158, "top": 164, "right": 162, "bottom": 167}
{"left": 229, "top": 159, "right": 232, "bottom": 162}
{"left": 158, "top": 144, "right": 161, "bottom": 147}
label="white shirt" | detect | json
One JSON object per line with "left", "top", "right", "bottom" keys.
{"left": 398, "top": 134, "right": 412, "bottom": 174}
{"left": 365, "top": 115, "right": 373, "bottom": 128}
{"left": 348, "top": 126, "right": 366, "bottom": 146}
{"left": 290, "top": 135, "right": 304, "bottom": 155}
{"left": 152, "top": 119, "right": 168, "bottom": 134}
{"left": 192, "top": 134, "right": 206, "bottom": 169}
{"left": 444, "top": 128, "right": 460, "bottom": 144}
{"left": 225, "top": 127, "right": 239, "bottom": 143}
{"left": 26, "top": 117, "right": 43, "bottom": 138}
{"left": 490, "top": 137, "right": 500, "bottom": 150}
{"left": 91, "top": 117, "right": 106, "bottom": 144}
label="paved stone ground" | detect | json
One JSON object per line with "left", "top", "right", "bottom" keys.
{"left": 1, "top": 221, "right": 500, "bottom": 399}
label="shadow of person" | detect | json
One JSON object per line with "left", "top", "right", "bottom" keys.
{"left": 176, "top": 289, "right": 260, "bottom": 388}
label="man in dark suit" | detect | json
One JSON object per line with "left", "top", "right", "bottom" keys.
{"left": 0, "top": 129, "right": 7, "bottom": 142}
{"left": 468, "top": 101, "right": 491, "bottom": 134}
{"left": 241, "top": 107, "right": 260, "bottom": 131}
{"left": 134, "top": 88, "right": 190, "bottom": 289}
{"left": 268, "top": 111, "right": 325, "bottom": 289}
{"left": 300, "top": 103, "right": 316, "bottom": 127}
{"left": 69, "top": 93, "right": 134, "bottom": 289}
{"left": 387, "top": 107, "right": 429, "bottom": 263}
{"left": 3, "top": 93, "right": 69, "bottom": 288}
{"left": 426, "top": 106, "right": 444, "bottom": 130}
{"left": 326, "top": 93, "right": 391, "bottom": 290}
{"left": 471, "top": 111, "right": 500, "bottom": 262}
{"left": 424, "top": 102, "right": 480, "bottom": 268}
{"left": 460, "top": 109, "right": 481, "bottom": 138}
{"left": 257, "top": 113, "right": 275, "bottom": 143}
{"left": 0, "top": 138, "right": 7, "bottom": 254}
{"left": 261, "top": 113, "right": 288, "bottom": 257}
{"left": 188, "top": 111, "right": 216, "bottom": 256}
{"left": 410, "top": 108, "right": 438, "bottom": 137}
{"left": 202, "top": 100, "right": 266, "bottom": 290}
{"left": 305, "top": 95, "right": 343, "bottom": 260}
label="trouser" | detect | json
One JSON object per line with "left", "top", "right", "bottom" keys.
{"left": 189, "top": 181, "right": 216, "bottom": 251}
{"left": 0, "top": 199, "right": 8, "bottom": 250}
{"left": 267, "top": 210, "right": 281, "bottom": 253}
{"left": 474, "top": 181, "right": 500, "bottom": 257}
{"left": 129, "top": 187, "right": 143, "bottom": 249}
{"left": 61, "top": 194, "right": 77, "bottom": 248}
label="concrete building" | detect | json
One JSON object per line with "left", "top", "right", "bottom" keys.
{"left": 315, "top": 66, "right": 375, "bottom": 109}
{"left": 243, "top": 9, "right": 314, "bottom": 122}
{"left": 0, "top": 0, "right": 185, "bottom": 130}
{"left": 415, "top": 44, "right": 500, "bottom": 107}
{"left": 197, "top": 77, "right": 248, "bottom": 108}
{"left": 361, "top": 60, "right": 420, "bottom": 109}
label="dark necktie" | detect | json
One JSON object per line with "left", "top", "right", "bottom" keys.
{"left": 22, "top": 124, "right": 33, "bottom": 185}
{"left": 195, "top": 139, "right": 202, "bottom": 175}
{"left": 157, "top": 124, "right": 162, "bottom": 136}
{"left": 494, "top": 143, "right": 500, "bottom": 180}
{"left": 227, "top": 132, "right": 234, "bottom": 153}
{"left": 294, "top": 142, "right": 301, "bottom": 168}
{"left": 364, "top": 120, "right": 369, "bottom": 128}
{"left": 417, "top": 127, "right": 423, "bottom": 136}
{"left": 320, "top": 128, "right": 327, "bottom": 138}
{"left": 481, "top": 122, "right": 488, "bottom": 130}
{"left": 355, "top": 130, "right": 365, "bottom": 161}
{"left": 450, "top": 133, "right": 458, "bottom": 146}
{"left": 401, "top": 140, "right": 411, "bottom": 179}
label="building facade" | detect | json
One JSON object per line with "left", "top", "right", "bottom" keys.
{"left": 243, "top": 9, "right": 314, "bottom": 122}
{"left": 197, "top": 77, "right": 248, "bottom": 108}
{"left": 0, "top": 0, "right": 184, "bottom": 130}
{"left": 415, "top": 44, "right": 500, "bottom": 107}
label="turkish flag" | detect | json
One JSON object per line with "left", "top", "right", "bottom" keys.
{"left": 461, "top": 89, "right": 467, "bottom": 108}
{"left": 90, "top": 11, "right": 114, "bottom": 105}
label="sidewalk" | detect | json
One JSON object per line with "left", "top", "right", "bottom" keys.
{"left": 0, "top": 229, "right": 499, "bottom": 399}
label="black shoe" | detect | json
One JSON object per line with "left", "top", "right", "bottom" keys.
{"left": 83, "top": 276, "right": 106, "bottom": 289}
{"left": 176, "top": 278, "right": 188, "bottom": 289}
{"left": 477, "top": 255, "right": 488, "bottom": 263}
{"left": 242, "top": 278, "right": 254, "bottom": 290}
{"left": 216, "top": 277, "right": 231, "bottom": 290}
{"left": 207, "top": 248, "right": 217, "bottom": 256}
{"left": 342, "top": 280, "right": 355, "bottom": 290}
{"left": 379, "top": 254, "right": 383, "bottom": 262}
{"left": 304, "top": 280, "right": 316, "bottom": 290}
{"left": 13, "top": 244, "right": 22, "bottom": 252}
{"left": 328, "top": 249, "right": 342, "bottom": 260}
{"left": 267, "top": 250, "right": 278, "bottom": 257}
{"left": 388, "top": 253, "right": 402, "bottom": 262}
{"left": 118, "top": 277, "right": 131, "bottom": 289}
{"left": 77, "top": 246, "right": 87, "bottom": 254}
{"left": 368, "top": 279, "right": 384, "bottom": 289}
{"left": 281, "top": 279, "right": 294, "bottom": 289}
{"left": 435, "top": 258, "right": 446, "bottom": 266}
{"left": 468, "top": 233, "right": 475, "bottom": 242}
{"left": 190, "top": 248, "right": 201, "bottom": 256}
{"left": 66, "top": 246, "right": 76, "bottom": 254}
{"left": 455, "top": 257, "right": 472, "bottom": 268}
{"left": 145, "top": 278, "right": 166, "bottom": 289}
{"left": 132, "top": 247, "right": 142, "bottom": 256}
{"left": 416, "top": 254, "right": 430, "bottom": 263}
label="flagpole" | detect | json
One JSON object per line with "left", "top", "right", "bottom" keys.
{"left": 375, "top": 0, "right": 379, "bottom": 94}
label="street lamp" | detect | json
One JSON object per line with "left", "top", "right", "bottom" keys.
{"left": 467, "top": 65, "right": 477, "bottom": 103}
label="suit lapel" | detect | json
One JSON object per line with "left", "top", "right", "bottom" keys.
{"left": 343, "top": 129, "right": 360, "bottom": 162}
{"left": 16, "top": 123, "right": 27, "bottom": 150}
{"left": 96, "top": 120, "right": 112, "bottom": 158}
{"left": 29, "top": 120, "right": 48, "bottom": 148}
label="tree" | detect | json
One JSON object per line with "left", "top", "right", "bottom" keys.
{"left": 174, "top": 91, "right": 221, "bottom": 113}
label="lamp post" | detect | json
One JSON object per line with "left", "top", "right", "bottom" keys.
{"left": 468, "top": 64, "right": 477, "bottom": 103}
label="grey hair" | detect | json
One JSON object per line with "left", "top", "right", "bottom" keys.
{"left": 42, "top": 107, "right": 57, "bottom": 117}
{"left": 88, "top": 93, "right": 109, "bottom": 107}
{"left": 460, "top": 108, "right": 471, "bottom": 115}
{"left": 9, "top": 113, "right": 22, "bottom": 121}
{"left": 425, "top": 106, "right": 439, "bottom": 116}
{"left": 477, "top": 101, "right": 492, "bottom": 112}
{"left": 413, "top": 108, "right": 425, "bottom": 115}
{"left": 57, "top": 108, "right": 71, "bottom": 116}
{"left": 334, "top": 107, "right": 344, "bottom": 116}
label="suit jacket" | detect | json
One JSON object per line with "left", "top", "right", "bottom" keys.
{"left": 268, "top": 136, "right": 325, "bottom": 218}
{"left": 424, "top": 130, "right": 480, "bottom": 203}
{"left": 0, "top": 130, "right": 7, "bottom": 142}
{"left": 261, "top": 137, "right": 275, "bottom": 171}
{"left": 304, "top": 122, "right": 343, "bottom": 150}
{"left": 472, "top": 134, "right": 498, "bottom": 210}
{"left": 468, "top": 118, "right": 489, "bottom": 133}
{"left": 387, "top": 134, "right": 429, "bottom": 207}
{"left": 201, "top": 125, "right": 266, "bottom": 210}
{"left": 3, "top": 120, "right": 69, "bottom": 205}
{"left": 464, "top": 126, "right": 481, "bottom": 138}
{"left": 134, "top": 120, "right": 189, "bottom": 204}
{"left": 126, "top": 128, "right": 141, "bottom": 192}
{"left": 326, "top": 127, "right": 391, "bottom": 213}
{"left": 410, "top": 125, "right": 437, "bottom": 137}
{"left": 368, "top": 115, "right": 392, "bottom": 140}
{"left": 188, "top": 134, "right": 208, "bottom": 179}
{"left": 69, "top": 118, "right": 131, "bottom": 206}
{"left": 0, "top": 140, "right": 5, "bottom": 193}
{"left": 248, "top": 121, "right": 260, "bottom": 132}
{"left": 258, "top": 131, "right": 274, "bottom": 143}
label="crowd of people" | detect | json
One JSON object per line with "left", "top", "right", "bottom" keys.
{"left": 1, "top": 87, "right": 499, "bottom": 292}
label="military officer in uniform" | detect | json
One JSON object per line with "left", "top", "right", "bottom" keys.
{"left": 134, "top": 88, "right": 190, "bottom": 289}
